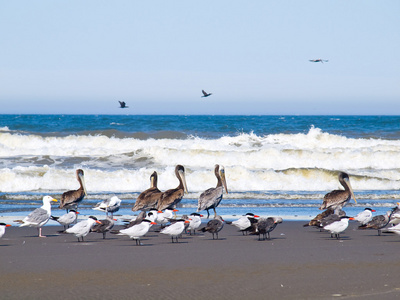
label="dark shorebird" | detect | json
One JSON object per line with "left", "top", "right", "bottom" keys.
{"left": 319, "top": 172, "right": 357, "bottom": 214}
{"left": 358, "top": 208, "right": 396, "bottom": 236}
{"left": 119, "top": 101, "right": 128, "bottom": 108}
{"left": 197, "top": 164, "right": 228, "bottom": 218}
{"left": 65, "top": 216, "right": 101, "bottom": 242}
{"left": 157, "top": 165, "right": 188, "bottom": 211}
{"left": 17, "top": 196, "right": 58, "bottom": 237}
{"left": 201, "top": 90, "right": 212, "bottom": 97}
{"left": 59, "top": 169, "right": 88, "bottom": 212}
{"left": 198, "top": 215, "right": 224, "bottom": 240}
{"left": 132, "top": 171, "right": 163, "bottom": 211}
{"left": 91, "top": 216, "right": 116, "bottom": 239}
{"left": 309, "top": 59, "right": 329, "bottom": 63}
{"left": 251, "top": 217, "right": 282, "bottom": 240}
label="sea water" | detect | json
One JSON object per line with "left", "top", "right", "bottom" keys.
{"left": 1, "top": 115, "right": 399, "bottom": 222}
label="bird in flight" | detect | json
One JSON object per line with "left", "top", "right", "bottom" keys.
{"left": 119, "top": 101, "right": 129, "bottom": 108}
{"left": 201, "top": 90, "right": 212, "bottom": 97}
{"left": 309, "top": 59, "right": 329, "bottom": 63}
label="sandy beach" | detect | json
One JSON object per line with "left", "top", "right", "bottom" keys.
{"left": 1, "top": 221, "right": 400, "bottom": 300}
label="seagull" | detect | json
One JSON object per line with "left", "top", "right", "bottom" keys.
{"left": 197, "top": 164, "right": 228, "bottom": 218}
{"left": 319, "top": 172, "right": 357, "bottom": 215}
{"left": 91, "top": 216, "right": 117, "bottom": 239}
{"left": 116, "top": 219, "right": 156, "bottom": 245}
{"left": 323, "top": 216, "right": 353, "bottom": 239}
{"left": 229, "top": 213, "right": 259, "bottom": 235}
{"left": 250, "top": 217, "right": 282, "bottom": 240}
{"left": 17, "top": 196, "right": 58, "bottom": 237}
{"left": 353, "top": 208, "right": 376, "bottom": 226}
{"left": 201, "top": 90, "right": 212, "bottom": 97}
{"left": 160, "top": 219, "right": 190, "bottom": 243}
{"left": 0, "top": 223, "right": 11, "bottom": 239}
{"left": 119, "top": 101, "right": 128, "bottom": 108}
{"left": 51, "top": 210, "right": 79, "bottom": 230}
{"left": 309, "top": 59, "right": 329, "bottom": 63}
{"left": 93, "top": 196, "right": 122, "bottom": 217}
{"left": 198, "top": 215, "right": 224, "bottom": 240}
{"left": 65, "top": 216, "right": 102, "bottom": 242}
{"left": 59, "top": 169, "right": 87, "bottom": 212}
{"left": 186, "top": 213, "right": 203, "bottom": 235}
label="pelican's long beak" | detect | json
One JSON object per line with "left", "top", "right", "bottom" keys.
{"left": 179, "top": 169, "right": 188, "bottom": 194}
{"left": 79, "top": 173, "right": 88, "bottom": 196}
{"left": 346, "top": 178, "right": 357, "bottom": 204}
{"left": 220, "top": 167, "right": 228, "bottom": 194}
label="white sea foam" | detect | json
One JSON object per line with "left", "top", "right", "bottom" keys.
{"left": 1, "top": 127, "right": 400, "bottom": 193}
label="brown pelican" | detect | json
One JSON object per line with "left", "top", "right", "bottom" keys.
{"left": 201, "top": 90, "right": 212, "bottom": 97}
{"left": 309, "top": 59, "right": 329, "bottom": 63}
{"left": 157, "top": 165, "right": 188, "bottom": 211}
{"left": 197, "top": 164, "right": 228, "bottom": 218}
{"left": 319, "top": 172, "right": 357, "bottom": 214}
{"left": 91, "top": 216, "right": 116, "bottom": 239}
{"left": 17, "top": 196, "right": 58, "bottom": 237}
{"left": 358, "top": 208, "right": 396, "bottom": 235}
{"left": 59, "top": 169, "right": 88, "bottom": 212}
{"left": 251, "top": 217, "right": 282, "bottom": 240}
{"left": 132, "top": 171, "right": 163, "bottom": 211}
{"left": 119, "top": 101, "right": 128, "bottom": 108}
{"left": 198, "top": 215, "right": 224, "bottom": 239}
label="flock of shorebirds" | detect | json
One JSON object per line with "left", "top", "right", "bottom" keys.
{"left": 1, "top": 166, "right": 400, "bottom": 244}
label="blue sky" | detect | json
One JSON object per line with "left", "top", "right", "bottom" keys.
{"left": 1, "top": 1, "right": 399, "bottom": 115}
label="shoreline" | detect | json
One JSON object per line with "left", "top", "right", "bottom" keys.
{"left": 1, "top": 221, "right": 400, "bottom": 299}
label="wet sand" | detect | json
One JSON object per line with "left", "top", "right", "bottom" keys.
{"left": 1, "top": 221, "right": 400, "bottom": 299}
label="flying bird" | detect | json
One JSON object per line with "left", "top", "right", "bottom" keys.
{"left": 119, "top": 101, "right": 128, "bottom": 108}
{"left": 197, "top": 164, "right": 228, "bottom": 218}
{"left": 309, "top": 59, "right": 329, "bottom": 63}
{"left": 201, "top": 90, "right": 212, "bottom": 97}
{"left": 17, "top": 196, "right": 58, "bottom": 237}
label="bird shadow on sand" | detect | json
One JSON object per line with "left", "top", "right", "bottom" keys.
{"left": 322, "top": 236, "right": 352, "bottom": 241}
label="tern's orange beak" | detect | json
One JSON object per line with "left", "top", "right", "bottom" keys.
{"left": 95, "top": 220, "right": 102, "bottom": 224}
{"left": 184, "top": 220, "right": 190, "bottom": 224}
{"left": 173, "top": 209, "right": 179, "bottom": 212}
{"left": 6, "top": 224, "right": 11, "bottom": 227}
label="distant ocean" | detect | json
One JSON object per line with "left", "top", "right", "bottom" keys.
{"left": 1, "top": 114, "right": 400, "bottom": 221}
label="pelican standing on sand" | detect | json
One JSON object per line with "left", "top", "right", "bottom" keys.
{"left": 197, "top": 164, "right": 228, "bottom": 218}
{"left": 319, "top": 172, "right": 357, "bottom": 214}
{"left": 157, "top": 165, "right": 188, "bottom": 211}
{"left": 59, "top": 169, "right": 88, "bottom": 212}
{"left": 18, "top": 196, "right": 58, "bottom": 237}
{"left": 132, "top": 171, "right": 163, "bottom": 211}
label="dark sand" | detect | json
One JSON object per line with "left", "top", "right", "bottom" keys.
{"left": 1, "top": 221, "right": 400, "bottom": 299}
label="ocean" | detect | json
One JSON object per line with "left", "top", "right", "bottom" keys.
{"left": 1, "top": 114, "right": 400, "bottom": 222}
